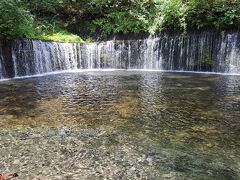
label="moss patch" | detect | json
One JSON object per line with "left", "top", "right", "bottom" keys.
{"left": 34, "top": 32, "right": 85, "bottom": 43}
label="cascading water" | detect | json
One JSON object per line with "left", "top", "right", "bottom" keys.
{"left": 0, "top": 31, "right": 240, "bottom": 80}
{"left": 0, "top": 41, "right": 6, "bottom": 79}
{"left": 11, "top": 40, "right": 80, "bottom": 76}
{"left": 0, "top": 53, "right": 4, "bottom": 79}
{"left": 216, "top": 33, "right": 240, "bottom": 73}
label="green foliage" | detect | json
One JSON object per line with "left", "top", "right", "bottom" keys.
{"left": 159, "top": 0, "right": 187, "bottom": 31}
{"left": 32, "top": 18, "right": 84, "bottom": 43}
{"left": 200, "top": 54, "right": 213, "bottom": 66}
{"left": 35, "top": 31, "right": 84, "bottom": 43}
{"left": 87, "top": 0, "right": 240, "bottom": 35}
{"left": 92, "top": 11, "right": 147, "bottom": 34}
{"left": 1, "top": 0, "right": 240, "bottom": 40}
{"left": 22, "top": 0, "right": 63, "bottom": 15}
{"left": 186, "top": 0, "right": 240, "bottom": 30}
{"left": 0, "top": 0, "right": 34, "bottom": 38}
{"left": 90, "top": 0, "right": 159, "bottom": 34}
{"left": 211, "top": 0, "right": 240, "bottom": 29}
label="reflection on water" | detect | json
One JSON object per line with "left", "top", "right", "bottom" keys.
{"left": 0, "top": 71, "right": 240, "bottom": 179}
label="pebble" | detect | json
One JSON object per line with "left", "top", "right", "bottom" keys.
{"left": 146, "top": 157, "right": 153, "bottom": 166}
{"left": 162, "top": 172, "right": 177, "bottom": 179}
{"left": 130, "top": 166, "right": 136, "bottom": 171}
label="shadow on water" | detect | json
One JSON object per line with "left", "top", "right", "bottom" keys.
{"left": 0, "top": 71, "right": 239, "bottom": 179}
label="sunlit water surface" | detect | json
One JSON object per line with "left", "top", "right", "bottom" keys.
{"left": 0, "top": 71, "right": 240, "bottom": 179}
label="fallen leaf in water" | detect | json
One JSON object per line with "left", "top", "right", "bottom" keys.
{"left": 0, "top": 173, "right": 18, "bottom": 180}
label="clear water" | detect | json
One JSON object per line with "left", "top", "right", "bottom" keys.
{"left": 0, "top": 71, "right": 239, "bottom": 179}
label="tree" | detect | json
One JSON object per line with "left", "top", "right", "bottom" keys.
{"left": 0, "top": 0, "right": 34, "bottom": 38}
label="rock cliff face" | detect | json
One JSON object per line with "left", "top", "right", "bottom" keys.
{"left": 0, "top": 30, "right": 240, "bottom": 79}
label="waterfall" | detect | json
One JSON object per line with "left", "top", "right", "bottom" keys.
{"left": 0, "top": 41, "right": 6, "bottom": 79}
{"left": 12, "top": 40, "right": 80, "bottom": 76}
{"left": 0, "top": 31, "right": 240, "bottom": 79}
{"left": 0, "top": 53, "right": 4, "bottom": 79}
{"left": 215, "top": 33, "right": 240, "bottom": 73}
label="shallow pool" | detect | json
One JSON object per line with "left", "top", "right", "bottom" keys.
{"left": 0, "top": 71, "right": 239, "bottom": 179}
